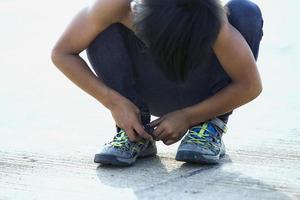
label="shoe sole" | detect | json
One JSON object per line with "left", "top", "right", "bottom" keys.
{"left": 94, "top": 154, "right": 131, "bottom": 166}
{"left": 94, "top": 146, "right": 157, "bottom": 166}
{"left": 175, "top": 150, "right": 225, "bottom": 164}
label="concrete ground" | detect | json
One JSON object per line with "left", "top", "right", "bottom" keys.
{"left": 0, "top": 0, "right": 299, "bottom": 199}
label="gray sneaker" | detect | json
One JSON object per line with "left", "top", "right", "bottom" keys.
{"left": 175, "top": 118, "right": 227, "bottom": 164}
{"left": 94, "top": 127, "right": 157, "bottom": 166}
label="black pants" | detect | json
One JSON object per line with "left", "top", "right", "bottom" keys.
{"left": 86, "top": 0, "right": 263, "bottom": 125}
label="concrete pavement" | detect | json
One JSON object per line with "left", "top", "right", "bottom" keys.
{"left": 1, "top": 0, "right": 300, "bottom": 199}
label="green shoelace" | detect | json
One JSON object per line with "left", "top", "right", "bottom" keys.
{"left": 110, "top": 129, "right": 146, "bottom": 152}
{"left": 110, "top": 129, "right": 130, "bottom": 150}
{"left": 186, "top": 123, "right": 218, "bottom": 147}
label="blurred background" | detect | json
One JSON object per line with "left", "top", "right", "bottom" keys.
{"left": 0, "top": 0, "right": 299, "bottom": 199}
{"left": 1, "top": 0, "right": 299, "bottom": 156}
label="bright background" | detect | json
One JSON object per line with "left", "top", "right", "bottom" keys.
{"left": 0, "top": 0, "right": 299, "bottom": 152}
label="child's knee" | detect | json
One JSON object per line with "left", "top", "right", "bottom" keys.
{"left": 87, "top": 23, "right": 124, "bottom": 55}
{"left": 226, "top": 0, "right": 263, "bottom": 40}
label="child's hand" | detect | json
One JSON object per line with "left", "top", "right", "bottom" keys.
{"left": 108, "top": 93, "right": 153, "bottom": 142}
{"left": 149, "top": 110, "right": 190, "bottom": 145}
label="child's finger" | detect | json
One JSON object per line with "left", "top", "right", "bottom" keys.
{"left": 149, "top": 117, "right": 164, "bottom": 127}
{"left": 155, "top": 130, "right": 167, "bottom": 141}
{"left": 134, "top": 123, "right": 153, "bottom": 141}
{"left": 125, "top": 128, "right": 140, "bottom": 142}
{"left": 152, "top": 124, "right": 164, "bottom": 137}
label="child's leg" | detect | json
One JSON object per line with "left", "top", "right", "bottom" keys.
{"left": 87, "top": 25, "right": 160, "bottom": 165}
{"left": 86, "top": 23, "right": 185, "bottom": 118}
{"left": 86, "top": 23, "right": 151, "bottom": 125}
{"left": 226, "top": 0, "right": 264, "bottom": 60}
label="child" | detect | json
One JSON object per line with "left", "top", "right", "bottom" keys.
{"left": 51, "top": 0, "right": 263, "bottom": 166}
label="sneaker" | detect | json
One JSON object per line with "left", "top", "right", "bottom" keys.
{"left": 175, "top": 118, "right": 227, "bottom": 164}
{"left": 94, "top": 125, "right": 157, "bottom": 166}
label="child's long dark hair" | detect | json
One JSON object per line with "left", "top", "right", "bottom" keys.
{"left": 132, "top": 0, "right": 225, "bottom": 82}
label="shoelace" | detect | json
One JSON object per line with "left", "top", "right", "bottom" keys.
{"left": 186, "top": 123, "right": 219, "bottom": 147}
{"left": 109, "top": 129, "right": 146, "bottom": 152}
{"left": 109, "top": 129, "right": 131, "bottom": 151}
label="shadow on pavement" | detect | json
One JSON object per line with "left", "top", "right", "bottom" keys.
{"left": 95, "top": 155, "right": 291, "bottom": 200}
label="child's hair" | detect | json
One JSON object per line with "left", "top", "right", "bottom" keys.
{"left": 132, "top": 0, "right": 225, "bottom": 82}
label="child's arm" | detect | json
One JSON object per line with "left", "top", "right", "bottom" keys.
{"left": 183, "top": 19, "right": 262, "bottom": 127}
{"left": 51, "top": 0, "right": 152, "bottom": 141}
{"left": 150, "top": 18, "right": 262, "bottom": 145}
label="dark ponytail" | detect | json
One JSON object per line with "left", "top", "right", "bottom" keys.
{"left": 132, "top": 0, "right": 225, "bottom": 82}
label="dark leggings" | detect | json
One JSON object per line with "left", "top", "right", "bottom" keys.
{"left": 86, "top": 0, "right": 263, "bottom": 125}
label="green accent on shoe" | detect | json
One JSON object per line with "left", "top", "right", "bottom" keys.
{"left": 110, "top": 129, "right": 127, "bottom": 147}
{"left": 186, "top": 123, "right": 210, "bottom": 145}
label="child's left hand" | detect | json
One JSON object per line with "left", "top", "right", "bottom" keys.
{"left": 148, "top": 110, "right": 190, "bottom": 145}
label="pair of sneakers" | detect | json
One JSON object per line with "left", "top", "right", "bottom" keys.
{"left": 94, "top": 117, "right": 227, "bottom": 166}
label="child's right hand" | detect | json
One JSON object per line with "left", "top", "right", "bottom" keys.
{"left": 107, "top": 92, "right": 153, "bottom": 142}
